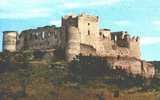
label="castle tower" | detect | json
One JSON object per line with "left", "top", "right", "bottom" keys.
{"left": 62, "top": 13, "right": 99, "bottom": 61}
{"left": 65, "top": 26, "right": 80, "bottom": 62}
{"left": 62, "top": 13, "right": 99, "bottom": 46}
{"left": 3, "top": 31, "right": 17, "bottom": 52}
{"left": 62, "top": 14, "right": 80, "bottom": 62}
{"left": 78, "top": 13, "right": 99, "bottom": 47}
{"left": 129, "top": 36, "right": 141, "bottom": 59}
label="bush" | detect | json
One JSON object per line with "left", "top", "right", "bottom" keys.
{"left": 69, "top": 55, "right": 111, "bottom": 83}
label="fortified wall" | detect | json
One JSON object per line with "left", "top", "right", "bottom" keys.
{"left": 16, "top": 25, "right": 64, "bottom": 51}
{"left": 2, "top": 13, "right": 155, "bottom": 78}
{"left": 62, "top": 13, "right": 141, "bottom": 61}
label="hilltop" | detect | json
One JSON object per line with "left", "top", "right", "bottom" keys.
{"left": 2, "top": 13, "right": 155, "bottom": 79}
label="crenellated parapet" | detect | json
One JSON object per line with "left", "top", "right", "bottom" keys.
{"left": 2, "top": 13, "right": 141, "bottom": 60}
{"left": 79, "top": 13, "right": 99, "bottom": 22}
{"left": 99, "top": 29, "right": 111, "bottom": 40}
{"left": 128, "top": 36, "right": 141, "bottom": 59}
{"left": 2, "top": 13, "right": 155, "bottom": 78}
{"left": 129, "top": 36, "right": 140, "bottom": 42}
{"left": 16, "top": 25, "right": 63, "bottom": 51}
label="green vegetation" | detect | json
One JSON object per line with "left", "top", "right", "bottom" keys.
{"left": 69, "top": 55, "right": 152, "bottom": 90}
{"left": 0, "top": 51, "right": 159, "bottom": 100}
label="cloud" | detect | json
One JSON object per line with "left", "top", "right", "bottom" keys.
{"left": 0, "top": 0, "right": 121, "bottom": 19}
{"left": 0, "top": 0, "right": 56, "bottom": 19}
{"left": 0, "top": 0, "right": 49, "bottom": 6}
{"left": 63, "top": 0, "right": 121, "bottom": 9}
{"left": 152, "top": 20, "right": 160, "bottom": 28}
{"left": 89, "top": 0, "right": 121, "bottom": 6}
{"left": 0, "top": 8, "right": 52, "bottom": 19}
{"left": 140, "top": 37, "right": 160, "bottom": 46}
{"left": 63, "top": 2, "right": 81, "bottom": 9}
{"left": 114, "top": 20, "right": 130, "bottom": 26}
{"left": 0, "top": 0, "right": 8, "bottom": 5}
{"left": 49, "top": 20, "right": 61, "bottom": 26}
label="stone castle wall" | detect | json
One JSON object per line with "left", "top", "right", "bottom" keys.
{"left": 13, "top": 13, "right": 141, "bottom": 62}
{"left": 62, "top": 13, "right": 141, "bottom": 61}
{"left": 129, "top": 36, "right": 141, "bottom": 59}
{"left": 78, "top": 13, "right": 99, "bottom": 48}
{"left": 3, "top": 13, "right": 154, "bottom": 78}
{"left": 65, "top": 26, "right": 80, "bottom": 62}
{"left": 16, "top": 26, "right": 64, "bottom": 51}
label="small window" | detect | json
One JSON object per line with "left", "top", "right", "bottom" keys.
{"left": 88, "top": 30, "right": 90, "bottom": 35}
{"left": 114, "top": 36, "right": 117, "bottom": 42}
{"left": 99, "top": 32, "right": 102, "bottom": 35}
{"left": 48, "top": 32, "right": 51, "bottom": 37}
{"left": 103, "top": 35, "right": 105, "bottom": 38}
{"left": 88, "top": 23, "right": 90, "bottom": 26}
{"left": 42, "top": 32, "right": 45, "bottom": 39}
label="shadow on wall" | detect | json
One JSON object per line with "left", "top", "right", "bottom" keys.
{"left": 69, "top": 55, "right": 153, "bottom": 89}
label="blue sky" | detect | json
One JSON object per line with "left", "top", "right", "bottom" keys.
{"left": 0, "top": 0, "right": 160, "bottom": 61}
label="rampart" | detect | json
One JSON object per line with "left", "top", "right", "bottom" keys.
{"left": 2, "top": 13, "right": 154, "bottom": 78}
{"left": 16, "top": 25, "right": 64, "bottom": 51}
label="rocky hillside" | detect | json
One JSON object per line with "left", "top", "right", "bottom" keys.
{"left": 150, "top": 61, "right": 160, "bottom": 69}
{"left": 0, "top": 51, "right": 160, "bottom": 100}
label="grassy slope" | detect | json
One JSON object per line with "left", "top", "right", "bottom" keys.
{"left": 0, "top": 52, "right": 159, "bottom": 100}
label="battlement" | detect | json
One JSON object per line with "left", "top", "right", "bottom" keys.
{"left": 111, "top": 31, "right": 140, "bottom": 43}
{"left": 63, "top": 14, "right": 77, "bottom": 20}
{"left": 63, "top": 13, "right": 99, "bottom": 22}
{"left": 111, "top": 31, "right": 129, "bottom": 41}
{"left": 3, "top": 13, "right": 141, "bottom": 60}
{"left": 99, "top": 29, "right": 111, "bottom": 39}
{"left": 16, "top": 25, "right": 63, "bottom": 51}
{"left": 130, "top": 36, "right": 140, "bottom": 42}
{"left": 1, "top": 13, "right": 154, "bottom": 78}
{"left": 78, "top": 13, "right": 99, "bottom": 22}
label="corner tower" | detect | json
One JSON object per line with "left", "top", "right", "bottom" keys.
{"left": 62, "top": 13, "right": 100, "bottom": 62}
{"left": 78, "top": 13, "right": 99, "bottom": 46}
{"left": 3, "top": 31, "right": 17, "bottom": 52}
{"left": 62, "top": 14, "right": 80, "bottom": 62}
{"left": 129, "top": 36, "right": 141, "bottom": 59}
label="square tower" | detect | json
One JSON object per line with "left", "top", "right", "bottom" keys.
{"left": 62, "top": 13, "right": 99, "bottom": 61}
{"left": 77, "top": 13, "right": 99, "bottom": 36}
{"left": 62, "top": 13, "right": 99, "bottom": 46}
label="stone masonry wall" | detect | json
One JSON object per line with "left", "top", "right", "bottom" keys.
{"left": 78, "top": 13, "right": 99, "bottom": 48}
{"left": 129, "top": 37, "right": 141, "bottom": 59}
{"left": 3, "top": 13, "right": 155, "bottom": 78}
{"left": 17, "top": 26, "right": 64, "bottom": 51}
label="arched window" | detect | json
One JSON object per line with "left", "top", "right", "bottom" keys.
{"left": 114, "top": 36, "right": 117, "bottom": 42}
{"left": 42, "top": 32, "right": 45, "bottom": 39}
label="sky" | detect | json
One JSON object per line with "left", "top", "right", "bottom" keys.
{"left": 0, "top": 0, "right": 160, "bottom": 61}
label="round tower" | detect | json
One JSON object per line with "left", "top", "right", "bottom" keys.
{"left": 65, "top": 26, "right": 80, "bottom": 62}
{"left": 3, "top": 31, "right": 17, "bottom": 52}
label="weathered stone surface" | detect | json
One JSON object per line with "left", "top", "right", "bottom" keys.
{"left": 2, "top": 13, "right": 155, "bottom": 78}
{"left": 3, "top": 31, "right": 17, "bottom": 52}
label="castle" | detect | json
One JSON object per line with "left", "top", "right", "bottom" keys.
{"left": 2, "top": 13, "right": 155, "bottom": 78}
